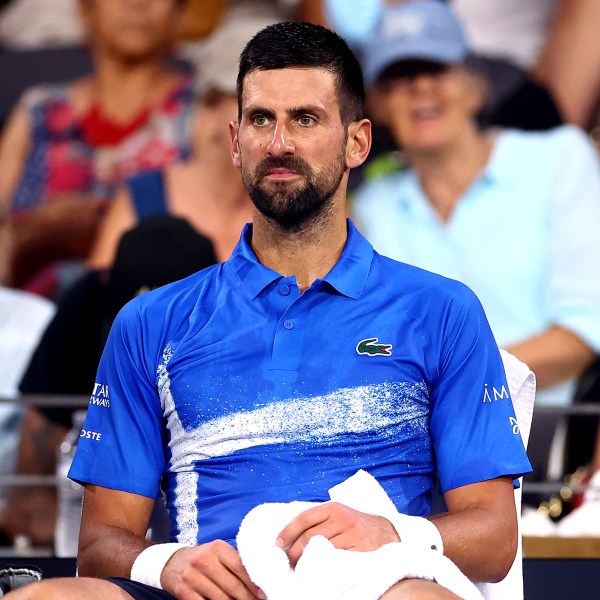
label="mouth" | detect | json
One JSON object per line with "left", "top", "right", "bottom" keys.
{"left": 264, "top": 168, "right": 301, "bottom": 181}
{"left": 411, "top": 105, "right": 442, "bottom": 123}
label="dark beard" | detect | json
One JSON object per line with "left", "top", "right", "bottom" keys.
{"left": 243, "top": 154, "right": 346, "bottom": 232}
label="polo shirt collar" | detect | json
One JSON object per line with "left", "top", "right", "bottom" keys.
{"left": 322, "top": 219, "right": 373, "bottom": 299}
{"left": 228, "top": 220, "right": 374, "bottom": 300}
{"left": 228, "top": 223, "right": 281, "bottom": 299}
{"left": 480, "top": 130, "right": 510, "bottom": 188}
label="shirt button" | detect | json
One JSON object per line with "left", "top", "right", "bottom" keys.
{"left": 284, "top": 320, "right": 294, "bottom": 330}
{"left": 280, "top": 285, "right": 290, "bottom": 296}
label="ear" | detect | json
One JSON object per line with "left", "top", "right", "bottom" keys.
{"left": 229, "top": 120, "right": 241, "bottom": 169}
{"left": 345, "top": 118, "right": 372, "bottom": 170}
{"left": 366, "top": 86, "right": 390, "bottom": 127}
{"left": 77, "top": 0, "right": 94, "bottom": 40}
{"left": 465, "top": 71, "right": 488, "bottom": 117}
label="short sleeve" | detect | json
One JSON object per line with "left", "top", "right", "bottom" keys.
{"left": 68, "top": 300, "right": 167, "bottom": 499}
{"left": 428, "top": 284, "right": 532, "bottom": 493}
{"left": 547, "top": 125, "right": 600, "bottom": 351}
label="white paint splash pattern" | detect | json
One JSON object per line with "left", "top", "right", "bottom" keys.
{"left": 156, "top": 344, "right": 429, "bottom": 543}
{"left": 159, "top": 362, "right": 428, "bottom": 471}
{"left": 157, "top": 343, "right": 200, "bottom": 544}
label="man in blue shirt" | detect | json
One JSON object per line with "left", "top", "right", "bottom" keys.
{"left": 10, "top": 20, "right": 530, "bottom": 600}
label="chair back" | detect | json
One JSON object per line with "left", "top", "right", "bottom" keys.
{"left": 475, "top": 349, "right": 536, "bottom": 600}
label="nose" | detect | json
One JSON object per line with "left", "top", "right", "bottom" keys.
{"left": 266, "top": 121, "right": 295, "bottom": 157}
{"left": 410, "top": 72, "right": 437, "bottom": 93}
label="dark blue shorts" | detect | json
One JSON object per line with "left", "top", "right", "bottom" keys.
{"left": 107, "top": 578, "right": 175, "bottom": 599}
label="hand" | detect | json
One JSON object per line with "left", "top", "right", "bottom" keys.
{"left": 8, "top": 194, "right": 108, "bottom": 286}
{"left": 161, "top": 541, "right": 265, "bottom": 600}
{"left": 276, "top": 502, "right": 400, "bottom": 567}
{"left": 12, "top": 194, "right": 107, "bottom": 232}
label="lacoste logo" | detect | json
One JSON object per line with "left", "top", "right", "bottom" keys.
{"left": 356, "top": 338, "right": 393, "bottom": 357}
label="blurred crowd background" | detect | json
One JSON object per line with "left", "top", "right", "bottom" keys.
{"left": 1, "top": 0, "right": 600, "bottom": 556}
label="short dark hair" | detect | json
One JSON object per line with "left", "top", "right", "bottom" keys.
{"left": 237, "top": 21, "right": 365, "bottom": 126}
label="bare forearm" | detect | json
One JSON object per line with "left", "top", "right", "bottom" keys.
{"left": 78, "top": 523, "right": 153, "bottom": 579}
{"left": 506, "top": 325, "right": 595, "bottom": 388}
{"left": 430, "top": 506, "right": 516, "bottom": 583}
{"left": 593, "top": 421, "right": 600, "bottom": 472}
{"left": 16, "top": 408, "right": 67, "bottom": 475}
{"left": 534, "top": 0, "right": 600, "bottom": 127}
{"left": 430, "top": 478, "right": 518, "bottom": 583}
{"left": 77, "top": 486, "right": 156, "bottom": 579}
{"left": 2, "top": 408, "right": 68, "bottom": 545}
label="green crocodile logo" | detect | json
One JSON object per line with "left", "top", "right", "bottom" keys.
{"left": 356, "top": 337, "right": 393, "bottom": 357}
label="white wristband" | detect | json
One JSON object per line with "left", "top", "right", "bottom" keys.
{"left": 386, "top": 512, "right": 443, "bottom": 553}
{"left": 130, "top": 543, "right": 190, "bottom": 589}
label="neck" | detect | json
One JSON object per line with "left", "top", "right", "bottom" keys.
{"left": 90, "top": 52, "right": 175, "bottom": 121}
{"left": 406, "top": 126, "right": 493, "bottom": 222}
{"left": 251, "top": 191, "right": 349, "bottom": 292}
{"left": 187, "top": 151, "right": 249, "bottom": 209}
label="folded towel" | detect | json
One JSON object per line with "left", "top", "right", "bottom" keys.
{"left": 236, "top": 470, "right": 483, "bottom": 600}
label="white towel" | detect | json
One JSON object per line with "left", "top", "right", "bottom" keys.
{"left": 236, "top": 470, "right": 484, "bottom": 600}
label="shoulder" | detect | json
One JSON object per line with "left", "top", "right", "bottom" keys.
{"left": 369, "top": 254, "right": 489, "bottom": 351}
{"left": 18, "top": 82, "right": 72, "bottom": 109}
{"left": 499, "top": 124, "right": 594, "bottom": 157}
{"left": 372, "top": 252, "right": 481, "bottom": 310}
{"left": 352, "top": 169, "right": 412, "bottom": 212}
{"left": 487, "top": 125, "right": 597, "bottom": 187}
{"left": 117, "top": 263, "right": 224, "bottom": 329}
{"left": 126, "top": 168, "right": 164, "bottom": 191}
{"left": 354, "top": 169, "right": 410, "bottom": 198}
{"left": 160, "top": 73, "right": 195, "bottom": 111}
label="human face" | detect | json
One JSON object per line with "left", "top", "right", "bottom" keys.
{"left": 374, "top": 61, "right": 483, "bottom": 153}
{"left": 191, "top": 92, "right": 239, "bottom": 159}
{"left": 80, "top": 0, "right": 184, "bottom": 62}
{"left": 231, "top": 68, "right": 352, "bottom": 232}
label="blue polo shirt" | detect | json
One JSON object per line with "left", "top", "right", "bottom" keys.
{"left": 70, "top": 220, "right": 531, "bottom": 546}
{"left": 352, "top": 126, "right": 600, "bottom": 406}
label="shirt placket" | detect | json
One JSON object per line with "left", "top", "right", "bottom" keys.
{"left": 270, "top": 278, "right": 305, "bottom": 372}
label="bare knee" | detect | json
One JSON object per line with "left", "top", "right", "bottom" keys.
{"left": 3, "top": 577, "right": 131, "bottom": 600}
{"left": 3, "top": 579, "right": 55, "bottom": 600}
{"left": 382, "top": 578, "right": 463, "bottom": 599}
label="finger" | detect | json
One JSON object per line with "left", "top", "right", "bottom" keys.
{"left": 206, "top": 568, "right": 261, "bottom": 600}
{"left": 181, "top": 543, "right": 262, "bottom": 600}
{"left": 220, "top": 547, "right": 265, "bottom": 598}
{"left": 326, "top": 530, "right": 360, "bottom": 551}
{"left": 285, "top": 520, "right": 346, "bottom": 567}
{"left": 277, "top": 503, "right": 332, "bottom": 550}
{"left": 186, "top": 561, "right": 259, "bottom": 600}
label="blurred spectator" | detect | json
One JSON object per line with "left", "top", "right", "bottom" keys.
{"left": 87, "top": 15, "right": 270, "bottom": 268}
{"left": 0, "top": 215, "right": 217, "bottom": 547}
{"left": 319, "top": 0, "right": 558, "bottom": 72}
{"left": 452, "top": 0, "right": 600, "bottom": 132}
{"left": 175, "top": 0, "right": 223, "bottom": 43}
{"left": 0, "top": 13, "right": 273, "bottom": 549}
{"left": 0, "top": 0, "right": 84, "bottom": 50}
{"left": 310, "top": 0, "right": 562, "bottom": 193}
{"left": 0, "top": 285, "right": 55, "bottom": 524}
{"left": 0, "top": 286, "right": 54, "bottom": 398}
{"left": 178, "top": 0, "right": 306, "bottom": 65}
{"left": 351, "top": 1, "right": 600, "bottom": 515}
{"left": 449, "top": 0, "right": 558, "bottom": 71}
{"left": 0, "top": 0, "right": 194, "bottom": 297}
{"left": 533, "top": 0, "right": 600, "bottom": 132}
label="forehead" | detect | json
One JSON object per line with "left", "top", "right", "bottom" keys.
{"left": 241, "top": 67, "right": 341, "bottom": 116}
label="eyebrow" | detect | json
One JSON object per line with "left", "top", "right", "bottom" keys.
{"left": 244, "top": 104, "right": 326, "bottom": 119}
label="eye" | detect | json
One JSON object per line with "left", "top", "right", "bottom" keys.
{"left": 251, "top": 114, "right": 269, "bottom": 126}
{"left": 298, "top": 115, "right": 316, "bottom": 126}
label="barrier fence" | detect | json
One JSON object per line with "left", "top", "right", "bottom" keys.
{"left": 1, "top": 395, "right": 600, "bottom": 494}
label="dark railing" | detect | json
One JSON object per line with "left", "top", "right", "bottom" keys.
{"left": 1, "top": 395, "right": 600, "bottom": 497}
